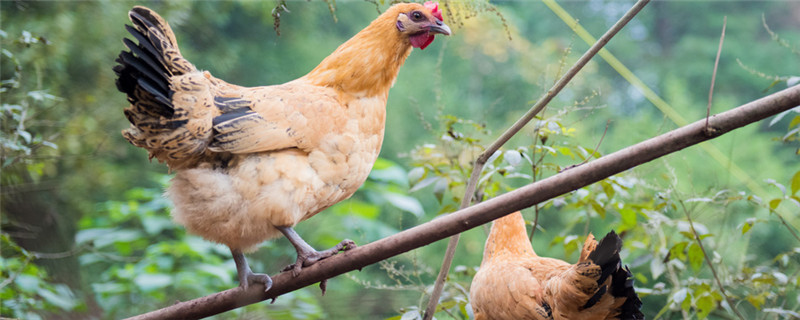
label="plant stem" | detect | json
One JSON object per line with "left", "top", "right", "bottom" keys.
{"left": 678, "top": 199, "right": 745, "bottom": 320}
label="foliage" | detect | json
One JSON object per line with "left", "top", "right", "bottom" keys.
{"left": 2, "top": 1, "right": 800, "bottom": 319}
{"left": 0, "top": 29, "right": 60, "bottom": 184}
{"left": 0, "top": 234, "right": 80, "bottom": 319}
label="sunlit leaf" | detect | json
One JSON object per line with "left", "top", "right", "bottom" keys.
{"left": 769, "top": 198, "right": 782, "bottom": 210}
{"left": 746, "top": 291, "right": 768, "bottom": 309}
{"left": 332, "top": 200, "right": 380, "bottom": 219}
{"left": 695, "top": 293, "right": 714, "bottom": 319}
{"left": 618, "top": 207, "right": 636, "bottom": 231}
{"left": 590, "top": 200, "right": 606, "bottom": 218}
{"left": 741, "top": 220, "right": 753, "bottom": 234}
{"left": 791, "top": 170, "right": 800, "bottom": 195}
{"left": 687, "top": 242, "right": 704, "bottom": 272}
{"left": 669, "top": 242, "right": 688, "bottom": 261}
{"left": 672, "top": 288, "right": 690, "bottom": 310}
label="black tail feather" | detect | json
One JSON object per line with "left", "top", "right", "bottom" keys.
{"left": 115, "top": 7, "right": 177, "bottom": 121}
{"left": 588, "top": 231, "right": 623, "bottom": 286}
{"left": 613, "top": 266, "right": 644, "bottom": 320}
{"left": 582, "top": 231, "right": 644, "bottom": 319}
{"left": 122, "top": 36, "right": 170, "bottom": 90}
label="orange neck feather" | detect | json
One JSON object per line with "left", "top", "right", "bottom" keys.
{"left": 482, "top": 212, "right": 537, "bottom": 265}
{"left": 303, "top": 5, "right": 413, "bottom": 100}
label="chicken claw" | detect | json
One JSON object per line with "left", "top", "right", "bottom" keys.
{"left": 231, "top": 249, "right": 273, "bottom": 292}
{"left": 278, "top": 226, "right": 356, "bottom": 277}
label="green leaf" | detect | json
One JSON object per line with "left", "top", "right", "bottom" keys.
{"left": 766, "top": 179, "right": 787, "bottom": 195}
{"left": 742, "top": 220, "right": 753, "bottom": 235}
{"left": 672, "top": 288, "right": 690, "bottom": 310}
{"left": 369, "top": 158, "right": 408, "bottom": 186}
{"left": 650, "top": 256, "right": 666, "bottom": 279}
{"left": 409, "top": 176, "right": 440, "bottom": 193}
{"left": 601, "top": 181, "right": 616, "bottom": 199}
{"left": 134, "top": 273, "right": 172, "bottom": 292}
{"left": 590, "top": 200, "right": 606, "bottom": 218}
{"left": 14, "top": 274, "right": 41, "bottom": 293}
{"left": 695, "top": 293, "right": 714, "bottom": 319}
{"left": 618, "top": 207, "right": 636, "bottom": 231}
{"left": 332, "top": 200, "right": 380, "bottom": 219}
{"left": 556, "top": 146, "right": 575, "bottom": 159}
{"left": 407, "top": 167, "right": 425, "bottom": 185}
{"left": 669, "top": 241, "right": 688, "bottom": 261}
{"left": 383, "top": 193, "right": 424, "bottom": 217}
{"left": 433, "top": 177, "right": 448, "bottom": 203}
{"left": 504, "top": 150, "right": 522, "bottom": 166}
{"left": 791, "top": 170, "right": 800, "bottom": 195}
{"left": 697, "top": 233, "right": 713, "bottom": 240}
{"left": 37, "top": 285, "right": 77, "bottom": 310}
{"left": 746, "top": 291, "right": 768, "bottom": 309}
{"left": 688, "top": 242, "right": 704, "bottom": 272}
{"left": 769, "top": 198, "right": 782, "bottom": 210}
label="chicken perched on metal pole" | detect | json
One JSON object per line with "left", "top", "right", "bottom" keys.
{"left": 113, "top": 2, "right": 450, "bottom": 292}
{"left": 470, "top": 211, "right": 644, "bottom": 319}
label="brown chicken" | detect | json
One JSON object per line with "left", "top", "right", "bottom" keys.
{"left": 470, "top": 212, "right": 643, "bottom": 319}
{"left": 113, "top": 2, "right": 450, "bottom": 291}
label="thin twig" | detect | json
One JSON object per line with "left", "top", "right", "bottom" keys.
{"left": 422, "top": 1, "right": 652, "bottom": 317}
{"left": 0, "top": 256, "right": 31, "bottom": 290}
{"left": 677, "top": 199, "right": 745, "bottom": 320}
{"left": 773, "top": 210, "right": 800, "bottom": 243}
{"left": 560, "top": 119, "right": 611, "bottom": 172}
{"left": 706, "top": 16, "right": 727, "bottom": 134}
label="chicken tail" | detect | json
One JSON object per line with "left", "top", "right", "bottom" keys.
{"left": 581, "top": 231, "right": 644, "bottom": 319}
{"left": 114, "top": 6, "right": 194, "bottom": 116}
{"left": 114, "top": 6, "right": 210, "bottom": 166}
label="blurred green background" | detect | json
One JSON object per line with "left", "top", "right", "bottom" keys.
{"left": 2, "top": 0, "right": 799, "bottom": 319}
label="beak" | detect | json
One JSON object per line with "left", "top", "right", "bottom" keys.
{"left": 429, "top": 20, "right": 451, "bottom": 36}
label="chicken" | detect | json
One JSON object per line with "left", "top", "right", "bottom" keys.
{"left": 470, "top": 212, "right": 643, "bottom": 320}
{"left": 113, "top": 2, "right": 450, "bottom": 292}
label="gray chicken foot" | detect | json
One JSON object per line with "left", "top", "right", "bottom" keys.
{"left": 231, "top": 249, "right": 273, "bottom": 292}
{"left": 277, "top": 226, "right": 356, "bottom": 294}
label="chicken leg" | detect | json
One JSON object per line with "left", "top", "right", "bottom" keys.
{"left": 231, "top": 249, "right": 273, "bottom": 292}
{"left": 278, "top": 226, "right": 355, "bottom": 293}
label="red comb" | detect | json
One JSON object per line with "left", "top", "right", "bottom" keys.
{"left": 424, "top": 1, "right": 443, "bottom": 21}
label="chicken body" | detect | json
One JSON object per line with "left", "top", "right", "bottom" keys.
{"left": 114, "top": 2, "right": 450, "bottom": 291}
{"left": 165, "top": 79, "right": 386, "bottom": 251}
{"left": 470, "top": 212, "right": 643, "bottom": 320}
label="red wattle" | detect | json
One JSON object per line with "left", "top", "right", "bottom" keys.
{"left": 410, "top": 33, "right": 434, "bottom": 50}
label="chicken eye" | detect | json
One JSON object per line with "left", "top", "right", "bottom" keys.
{"left": 411, "top": 11, "right": 423, "bottom": 21}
